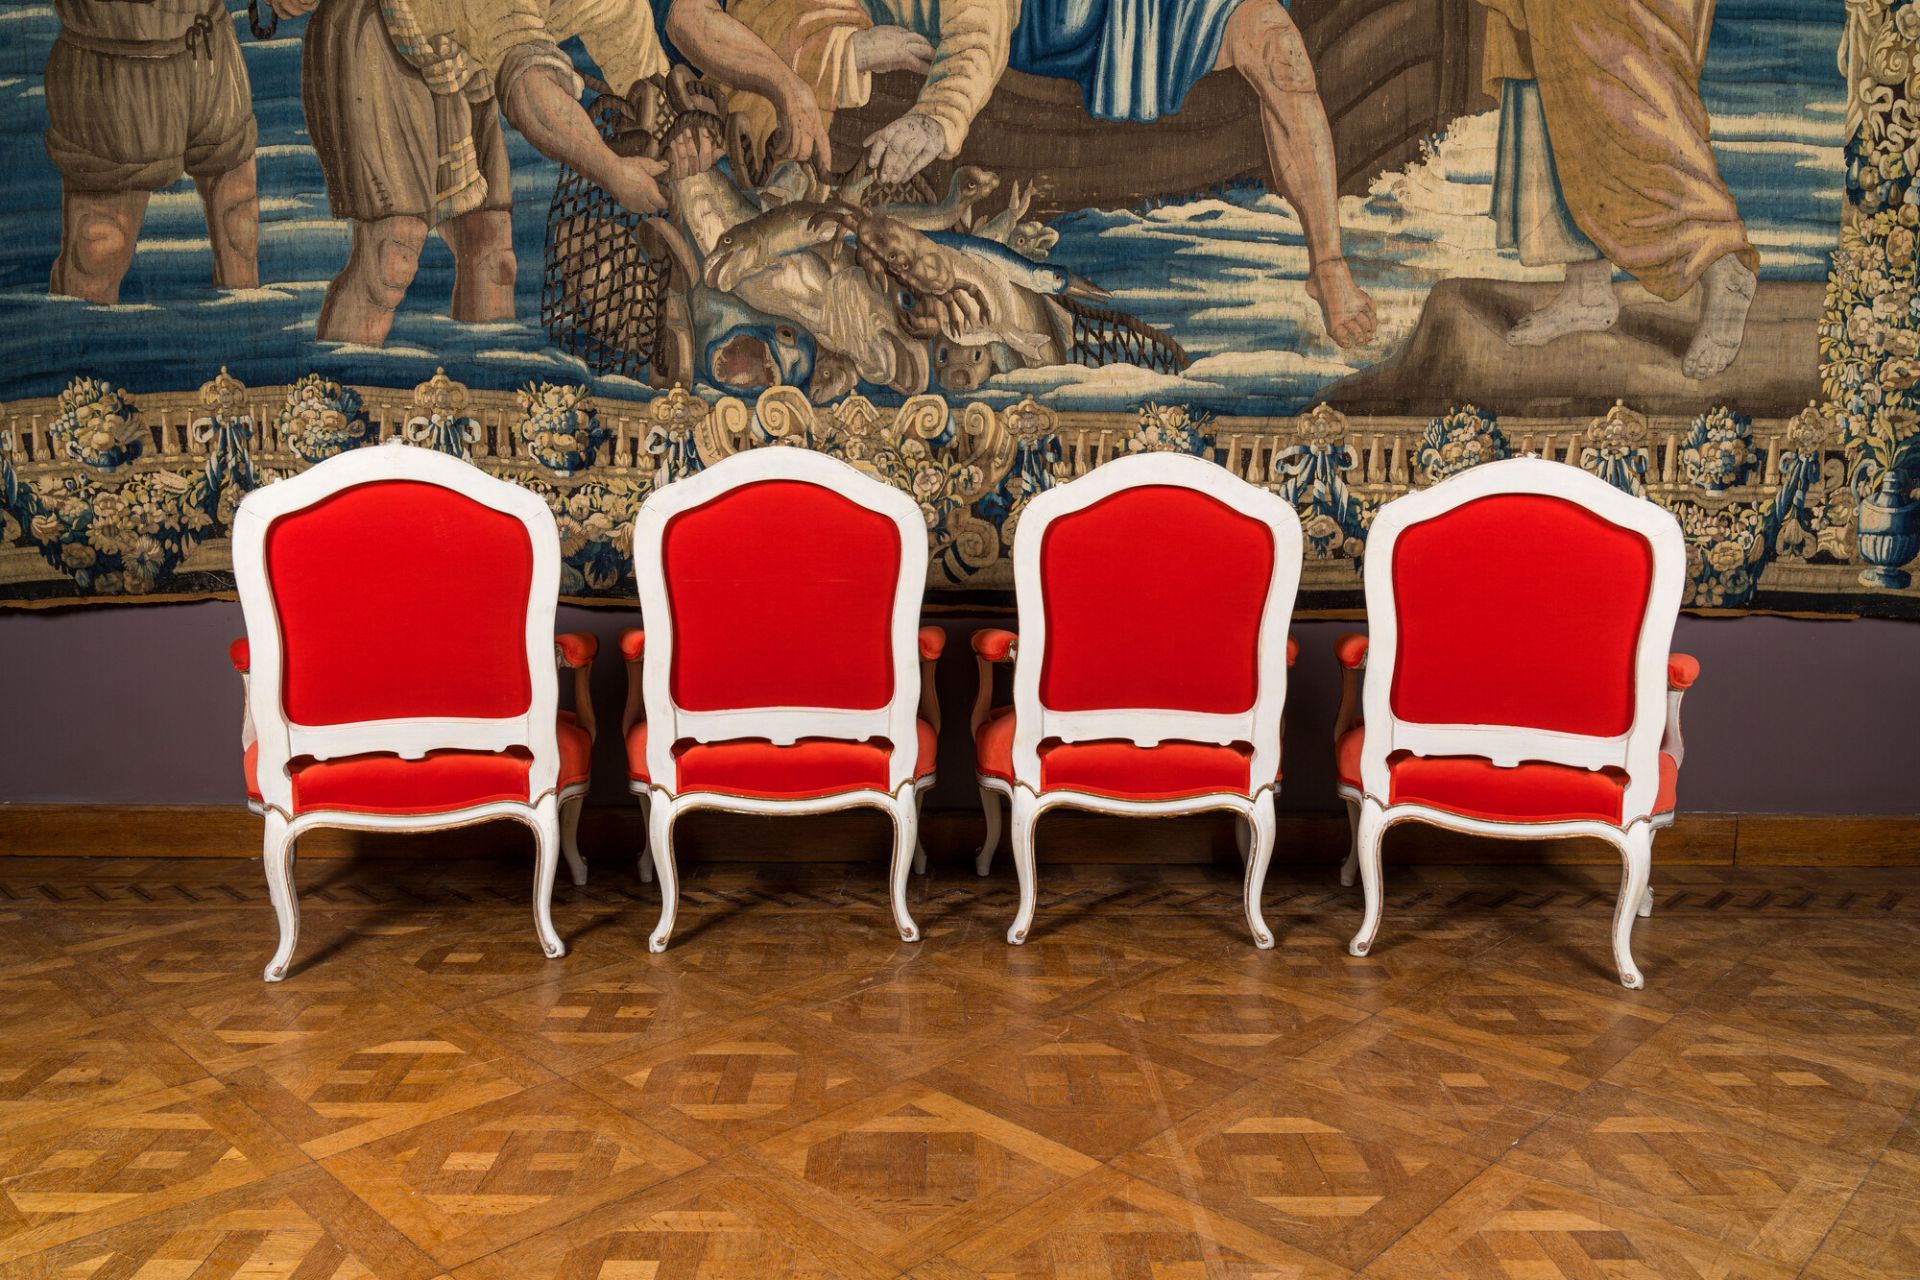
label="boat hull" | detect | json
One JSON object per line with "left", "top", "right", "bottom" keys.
{"left": 827, "top": 0, "right": 1490, "bottom": 215}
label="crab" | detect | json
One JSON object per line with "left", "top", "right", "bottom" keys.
{"left": 807, "top": 203, "right": 991, "bottom": 338}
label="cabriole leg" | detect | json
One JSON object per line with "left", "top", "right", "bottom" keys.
{"left": 975, "top": 786, "right": 1003, "bottom": 876}
{"left": 560, "top": 794, "right": 588, "bottom": 886}
{"left": 1007, "top": 791, "right": 1041, "bottom": 944}
{"left": 647, "top": 798, "right": 679, "bottom": 952}
{"left": 1339, "top": 796, "right": 1360, "bottom": 887}
{"left": 261, "top": 812, "right": 298, "bottom": 982}
{"left": 1613, "top": 824, "right": 1654, "bottom": 989}
{"left": 1244, "top": 794, "right": 1278, "bottom": 949}
{"left": 531, "top": 796, "right": 567, "bottom": 960}
{"left": 1346, "top": 800, "right": 1387, "bottom": 957}
{"left": 637, "top": 793, "right": 653, "bottom": 883}
{"left": 890, "top": 789, "right": 922, "bottom": 942}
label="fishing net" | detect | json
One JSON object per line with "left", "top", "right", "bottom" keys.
{"left": 1060, "top": 297, "right": 1191, "bottom": 374}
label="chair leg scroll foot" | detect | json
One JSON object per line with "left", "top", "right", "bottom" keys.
{"left": 1244, "top": 796, "right": 1277, "bottom": 949}
{"left": 262, "top": 814, "right": 298, "bottom": 983}
{"left": 890, "top": 791, "right": 922, "bottom": 943}
{"left": 647, "top": 800, "right": 678, "bottom": 953}
{"left": 1346, "top": 802, "right": 1386, "bottom": 959}
{"left": 1613, "top": 826, "right": 1653, "bottom": 990}
{"left": 1006, "top": 793, "right": 1039, "bottom": 945}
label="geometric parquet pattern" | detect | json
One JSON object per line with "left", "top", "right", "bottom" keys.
{"left": 0, "top": 853, "right": 1916, "bottom": 1277}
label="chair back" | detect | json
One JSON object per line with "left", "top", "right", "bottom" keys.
{"left": 1009, "top": 452, "right": 1303, "bottom": 790}
{"left": 231, "top": 443, "right": 563, "bottom": 815}
{"left": 1359, "top": 456, "right": 1685, "bottom": 822}
{"left": 633, "top": 449, "right": 928, "bottom": 792}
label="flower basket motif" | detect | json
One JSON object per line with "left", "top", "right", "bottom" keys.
{"left": 1275, "top": 403, "right": 1368, "bottom": 561}
{"left": 403, "top": 368, "right": 480, "bottom": 460}
{"left": 1676, "top": 501, "right": 1770, "bottom": 607}
{"left": 276, "top": 374, "right": 371, "bottom": 464}
{"left": 1415, "top": 405, "right": 1508, "bottom": 485}
{"left": 1579, "top": 401, "right": 1651, "bottom": 495}
{"left": 1680, "top": 407, "right": 1759, "bottom": 491}
{"left": 516, "top": 381, "right": 607, "bottom": 475}
{"left": 1124, "top": 403, "right": 1216, "bottom": 456}
{"left": 50, "top": 377, "right": 146, "bottom": 472}
{"left": 16, "top": 466, "right": 216, "bottom": 596}
{"left": 523, "top": 477, "right": 643, "bottom": 595}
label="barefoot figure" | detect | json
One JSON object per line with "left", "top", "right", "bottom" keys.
{"left": 289, "top": 0, "right": 831, "bottom": 347}
{"left": 45, "top": 0, "right": 260, "bottom": 303}
{"left": 1484, "top": 0, "right": 1758, "bottom": 379}
{"left": 721, "top": 0, "right": 1377, "bottom": 348}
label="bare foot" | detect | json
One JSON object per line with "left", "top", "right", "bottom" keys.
{"left": 1305, "top": 257, "right": 1376, "bottom": 347}
{"left": 1683, "top": 253, "right": 1756, "bottom": 380}
{"left": 1508, "top": 258, "right": 1618, "bottom": 346}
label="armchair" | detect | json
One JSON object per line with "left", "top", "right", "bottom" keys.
{"left": 230, "top": 443, "right": 592, "bottom": 980}
{"left": 1333, "top": 457, "right": 1695, "bottom": 988}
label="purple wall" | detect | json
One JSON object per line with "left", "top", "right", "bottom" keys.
{"left": 2, "top": 601, "right": 1914, "bottom": 814}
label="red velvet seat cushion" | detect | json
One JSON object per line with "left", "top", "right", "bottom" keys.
{"left": 1335, "top": 726, "right": 1676, "bottom": 825}
{"left": 974, "top": 709, "right": 1276, "bottom": 800}
{"left": 245, "top": 713, "right": 592, "bottom": 815}
{"left": 627, "top": 719, "right": 937, "bottom": 798}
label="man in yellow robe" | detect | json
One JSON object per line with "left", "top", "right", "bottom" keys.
{"left": 1482, "top": 0, "right": 1760, "bottom": 379}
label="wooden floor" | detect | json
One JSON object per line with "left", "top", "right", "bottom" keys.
{"left": 1, "top": 850, "right": 1916, "bottom": 1278}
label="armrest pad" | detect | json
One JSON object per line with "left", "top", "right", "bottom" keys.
{"left": 228, "top": 638, "right": 250, "bottom": 674}
{"left": 555, "top": 632, "right": 598, "bottom": 668}
{"left": 1668, "top": 653, "right": 1700, "bottom": 690}
{"left": 1286, "top": 635, "right": 1299, "bottom": 667}
{"left": 919, "top": 626, "right": 947, "bottom": 661}
{"left": 972, "top": 628, "right": 1017, "bottom": 662}
{"left": 619, "top": 629, "right": 646, "bottom": 662}
{"left": 1336, "top": 633, "right": 1369, "bottom": 670}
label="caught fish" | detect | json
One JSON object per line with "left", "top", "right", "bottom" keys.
{"left": 872, "top": 165, "right": 1001, "bottom": 231}
{"left": 691, "top": 285, "right": 815, "bottom": 392}
{"left": 926, "top": 230, "right": 1108, "bottom": 300}
{"left": 704, "top": 200, "right": 841, "bottom": 292}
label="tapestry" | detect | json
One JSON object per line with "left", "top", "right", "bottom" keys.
{"left": 0, "top": 0, "right": 1913, "bottom": 616}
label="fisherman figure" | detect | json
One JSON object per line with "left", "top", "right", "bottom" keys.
{"left": 720, "top": 0, "right": 1378, "bottom": 349}
{"left": 284, "top": 0, "right": 832, "bottom": 346}
{"left": 45, "top": 0, "right": 261, "bottom": 303}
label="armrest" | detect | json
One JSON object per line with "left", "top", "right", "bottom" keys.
{"left": 918, "top": 626, "right": 947, "bottom": 732}
{"left": 619, "top": 629, "right": 646, "bottom": 736}
{"left": 1662, "top": 653, "right": 1698, "bottom": 766}
{"left": 1332, "top": 633, "right": 1368, "bottom": 742}
{"left": 1668, "top": 653, "right": 1700, "bottom": 690}
{"left": 972, "top": 628, "right": 1017, "bottom": 663}
{"left": 1286, "top": 635, "right": 1299, "bottom": 667}
{"left": 554, "top": 633, "right": 598, "bottom": 741}
{"left": 555, "top": 632, "right": 598, "bottom": 669}
{"left": 228, "top": 638, "right": 250, "bottom": 674}
{"left": 229, "top": 638, "right": 255, "bottom": 751}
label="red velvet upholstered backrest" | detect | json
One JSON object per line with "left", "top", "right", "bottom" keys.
{"left": 263, "top": 479, "right": 535, "bottom": 726}
{"left": 1037, "top": 486, "right": 1275, "bottom": 713}
{"left": 1388, "top": 493, "right": 1653, "bottom": 737}
{"left": 661, "top": 479, "right": 901, "bottom": 711}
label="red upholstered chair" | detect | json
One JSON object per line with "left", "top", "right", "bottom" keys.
{"left": 626, "top": 448, "right": 941, "bottom": 950}
{"left": 971, "top": 452, "right": 1303, "bottom": 946}
{"left": 1333, "top": 456, "right": 1696, "bottom": 988}
{"left": 230, "top": 443, "right": 595, "bottom": 981}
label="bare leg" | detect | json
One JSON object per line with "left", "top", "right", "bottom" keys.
{"left": 50, "top": 185, "right": 149, "bottom": 304}
{"left": 1682, "top": 253, "right": 1756, "bottom": 380}
{"left": 316, "top": 215, "right": 428, "bottom": 346}
{"left": 1507, "top": 256, "right": 1618, "bottom": 346}
{"left": 1216, "top": 0, "right": 1375, "bottom": 348}
{"left": 195, "top": 158, "right": 260, "bottom": 290}
{"left": 440, "top": 208, "right": 517, "bottom": 323}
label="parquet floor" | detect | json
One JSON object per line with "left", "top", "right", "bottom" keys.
{"left": 0, "top": 850, "right": 1916, "bottom": 1278}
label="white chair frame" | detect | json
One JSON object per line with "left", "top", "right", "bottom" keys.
{"left": 976, "top": 452, "right": 1304, "bottom": 947}
{"left": 1335, "top": 456, "right": 1686, "bottom": 988}
{"left": 629, "top": 448, "right": 934, "bottom": 951}
{"left": 232, "top": 442, "right": 580, "bottom": 981}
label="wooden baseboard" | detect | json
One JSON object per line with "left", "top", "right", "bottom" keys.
{"left": 2, "top": 804, "right": 1915, "bottom": 866}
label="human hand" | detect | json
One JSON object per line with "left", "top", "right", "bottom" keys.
{"left": 771, "top": 83, "right": 834, "bottom": 171}
{"left": 269, "top": 0, "right": 318, "bottom": 16}
{"left": 863, "top": 112, "right": 943, "bottom": 186}
{"left": 852, "top": 25, "right": 935, "bottom": 76}
{"left": 605, "top": 154, "right": 670, "bottom": 215}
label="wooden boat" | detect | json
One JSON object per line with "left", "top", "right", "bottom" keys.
{"left": 828, "top": 0, "right": 1491, "bottom": 217}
